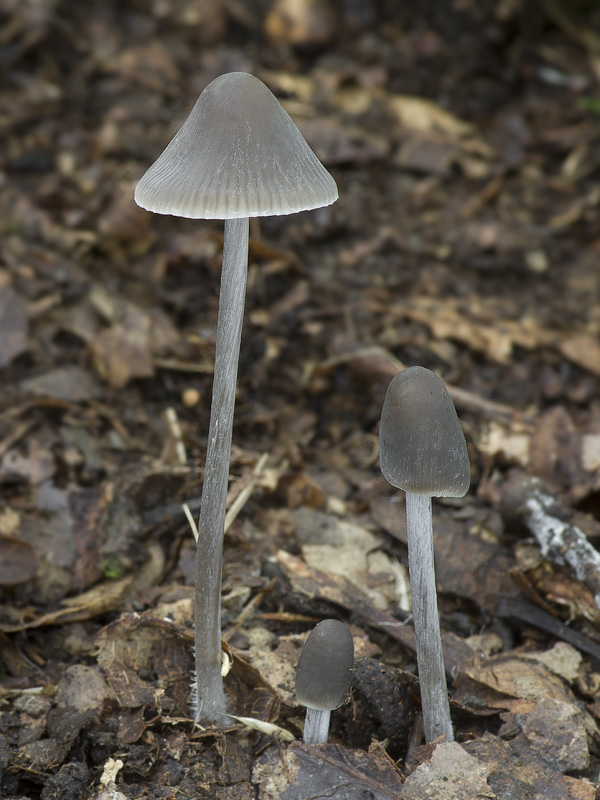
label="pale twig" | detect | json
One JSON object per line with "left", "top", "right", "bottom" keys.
{"left": 183, "top": 452, "right": 269, "bottom": 544}
{"left": 503, "top": 474, "right": 600, "bottom": 608}
{"left": 164, "top": 406, "right": 187, "bottom": 465}
{"left": 224, "top": 453, "right": 269, "bottom": 533}
{"left": 183, "top": 503, "right": 199, "bottom": 543}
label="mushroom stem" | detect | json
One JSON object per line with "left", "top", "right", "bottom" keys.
{"left": 193, "top": 216, "right": 249, "bottom": 721}
{"left": 405, "top": 491, "right": 454, "bottom": 742}
{"left": 303, "top": 708, "right": 331, "bottom": 746}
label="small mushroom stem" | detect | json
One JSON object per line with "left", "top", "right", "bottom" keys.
{"left": 193, "top": 216, "right": 249, "bottom": 721}
{"left": 405, "top": 491, "right": 454, "bottom": 742}
{"left": 303, "top": 708, "right": 331, "bottom": 746}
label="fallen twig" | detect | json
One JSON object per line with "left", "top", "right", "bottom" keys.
{"left": 501, "top": 473, "right": 600, "bottom": 607}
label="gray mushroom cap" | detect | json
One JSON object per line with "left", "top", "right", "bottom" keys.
{"left": 134, "top": 71, "right": 338, "bottom": 220}
{"left": 379, "top": 366, "right": 470, "bottom": 497}
{"left": 295, "top": 619, "right": 354, "bottom": 711}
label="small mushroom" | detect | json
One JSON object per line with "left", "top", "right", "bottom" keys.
{"left": 379, "top": 366, "right": 470, "bottom": 743}
{"left": 135, "top": 72, "right": 337, "bottom": 722}
{"left": 295, "top": 619, "right": 354, "bottom": 745}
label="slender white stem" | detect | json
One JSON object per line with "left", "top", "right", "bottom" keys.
{"left": 193, "top": 217, "right": 249, "bottom": 721}
{"left": 405, "top": 491, "right": 454, "bottom": 742}
{"left": 303, "top": 707, "right": 331, "bottom": 745}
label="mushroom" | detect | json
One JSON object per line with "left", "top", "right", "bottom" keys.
{"left": 295, "top": 619, "right": 354, "bottom": 745}
{"left": 378, "top": 366, "right": 470, "bottom": 743}
{"left": 135, "top": 72, "right": 337, "bottom": 722}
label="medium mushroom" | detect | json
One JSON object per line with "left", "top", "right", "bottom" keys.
{"left": 135, "top": 72, "right": 338, "bottom": 722}
{"left": 379, "top": 366, "right": 470, "bottom": 743}
{"left": 295, "top": 619, "right": 354, "bottom": 745}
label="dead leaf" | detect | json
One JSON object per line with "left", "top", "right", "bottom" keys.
{"left": 401, "top": 741, "right": 495, "bottom": 799}
{"left": 299, "top": 117, "right": 390, "bottom": 166}
{"left": 464, "top": 731, "right": 558, "bottom": 798}
{"left": 278, "top": 472, "right": 325, "bottom": 509}
{"left": 534, "top": 773, "right": 596, "bottom": 800}
{"left": 56, "top": 664, "right": 116, "bottom": 714}
{"left": 281, "top": 741, "right": 404, "bottom": 800}
{"left": 95, "top": 613, "right": 192, "bottom": 711}
{"left": 245, "top": 627, "right": 297, "bottom": 706}
{"left": 521, "top": 697, "right": 588, "bottom": 772}
{"left": 264, "top": 0, "right": 338, "bottom": 49}
{"left": 0, "top": 286, "right": 28, "bottom": 367}
{"left": 0, "top": 576, "right": 134, "bottom": 632}
{"left": 371, "top": 496, "right": 515, "bottom": 614}
{"left": 228, "top": 647, "right": 283, "bottom": 724}
{"left": 108, "top": 42, "right": 180, "bottom": 95}
{"left": 529, "top": 406, "right": 578, "bottom": 491}
{"left": 0, "top": 535, "right": 37, "bottom": 585}
{"left": 0, "top": 435, "right": 56, "bottom": 485}
{"left": 117, "top": 706, "right": 152, "bottom": 745}
{"left": 394, "top": 133, "right": 460, "bottom": 175}
{"left": 558, "top": 334, "right": 600, "bottom": 378}
{"left": 293, "top": 506, "right": 397, "bottom": 610}
{"left": 386, "top": 94, "right": 475, "bottom": 138}
{"left": 522, "top": 642, "right": 582, "bottom": 682}
{"left": 392, "top": 295, "right": 546, "bottom": 364}
{"left": 464, "top": 652, "right": 576, "bottom": 707}
{"left": 90, "top": 304, "right": 155, "bottom": 388}
{"left": 276, "top": 550, "right": 474, "bottom": 675}
{"left": 21, "top": 365, "right": 100, "bottom": 402}
{"left": 480, "top": 419, "right": 531, "bottom": 467}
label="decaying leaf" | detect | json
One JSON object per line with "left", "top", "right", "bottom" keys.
{"left": 294, "top": 506, "right": 397, "bottom": 610}
{"left": 95, "top": 613, "right": 191, "bottom": 711}
{"left": 0, "top": 576, "right": 134, "bottom": 633}
{"left": 21, "top": 365, "right": 100, "bottom": 402}
{"left": 464, "top": 729, "right": 595, "bottom": 799}
{"left": 0, "top": 535, "right": 38, "bottom": 585}
{"left": 56, "top": 664, "right": 116, "bottom": 714}
{"left": 0, "top": 286, "right": 28, "bottom": 367}
{"left": 272, "top": 742, "right": 404, "bottom": 800}
{"left": 90, "top": 303, "right": 155, "bottom": 388}
{"left": 521, "top": 697, "right": 589, "bottom": 772}
{"left": 522, "top": 641, "right": 582, "bottom": 682}
{"left": 401, "top": 741, "right": 495, "bottom": 799}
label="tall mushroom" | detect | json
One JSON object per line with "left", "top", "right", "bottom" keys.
{"left": 378, "top": 366, "right": 470, "bottom": 742}
{"left": 135, "top": 72, "right": 338, "bottom": 721}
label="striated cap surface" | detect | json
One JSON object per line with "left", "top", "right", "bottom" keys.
{"left": 379, "top": 366, "right": 470, "bottom": 497}
{"left": 295, "top": 619, "right": 353, "bottom": 711}
{"left": 134, "top": 71, "right": 338, "bottom": 220}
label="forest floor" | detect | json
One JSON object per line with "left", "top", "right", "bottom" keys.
{"left": 1, "top": 0, "right": 600, "bottom": 798}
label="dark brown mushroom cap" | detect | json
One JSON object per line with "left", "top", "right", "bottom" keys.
{"left": 379, "top": 366, "right": 470, "bottom": 497}
{"left": 134, "top": 71, "right": 338, "bottom": 220}
{"left": 295, "top": 619, "right": 354, "bottom": 711}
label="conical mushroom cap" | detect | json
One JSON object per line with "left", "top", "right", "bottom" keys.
{"left": 379, "top": 366, "right": 470, "bottom": 497}
{"left": 134, "top": 72, "right": 338, "bottom": 220}
{"left": 295, "top": 619, "right": 353, "bottom": 711}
